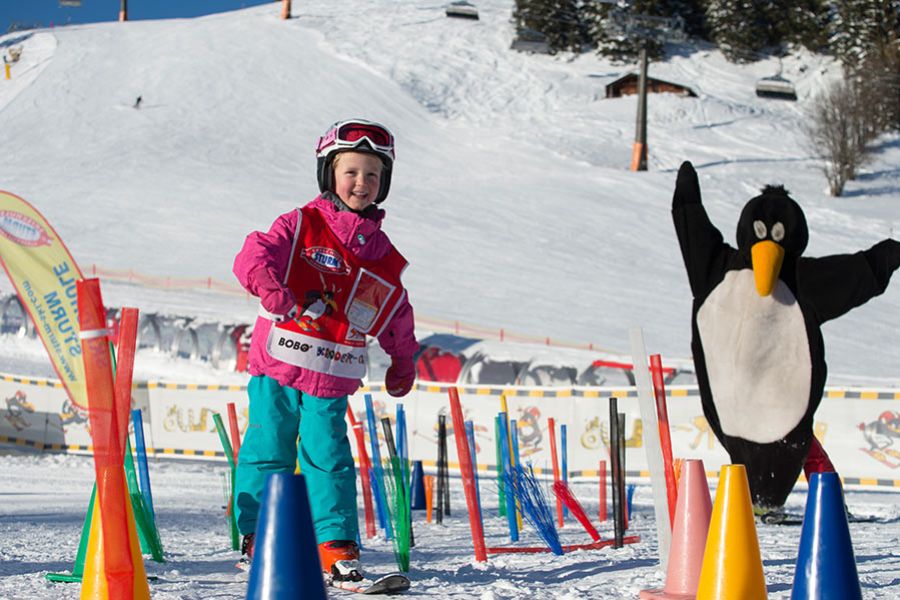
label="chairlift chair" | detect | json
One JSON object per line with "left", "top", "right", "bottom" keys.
{"left": 755, "top": 75, "right": 797, "bottom": 101}
{"left": 446, "top": 1, "right": 479, "bottom": 20}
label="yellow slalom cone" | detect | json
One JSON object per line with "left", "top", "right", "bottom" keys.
{"left": 80, "top": 483, "right": 151, "bottom": 600}
{"left": 696, "top": 464, "right": 767, "bottom": 600}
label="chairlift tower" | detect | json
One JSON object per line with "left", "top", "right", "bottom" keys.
{"left": 605, "top": 8, "right": 684, "bottom": 171}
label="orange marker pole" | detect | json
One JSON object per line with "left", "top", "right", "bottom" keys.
{"left": 599, "top": 459, "right": 607, "bottom": 522}
{"left": 424, "top": 475, "right": 434, "bottom": 523}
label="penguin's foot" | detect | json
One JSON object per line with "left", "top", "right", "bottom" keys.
{"left": 753, "top": 504, "right": 787, "bottom": 524}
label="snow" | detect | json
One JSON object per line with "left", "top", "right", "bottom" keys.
{"left": 1, "top": 0, "right": 900, "bottom": 597}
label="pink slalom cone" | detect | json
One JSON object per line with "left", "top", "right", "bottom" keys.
{"left": 640, "top": 459, "right": 713, "bottom": 599}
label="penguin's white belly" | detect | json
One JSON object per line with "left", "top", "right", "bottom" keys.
{"left": 697, "top": 270, "right": 811, "bottom": 444}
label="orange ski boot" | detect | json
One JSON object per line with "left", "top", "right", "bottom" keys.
{"left": 319, "top": 540, "right": 363, "bottom": 582}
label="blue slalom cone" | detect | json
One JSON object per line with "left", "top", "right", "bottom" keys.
{"left": 246, "top": 473, "right": 327, "bottom": 600}
{"left": 410, "top": 460, "right": 426, "bottom": 510}
{"left": 790, "top": 472, "right": 862, "bottom": 600}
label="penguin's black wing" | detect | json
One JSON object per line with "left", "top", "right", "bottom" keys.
{"left": 798, "top": 239, "right": 900, "bottom": 323}
{"left": 672, "top": 161, "right": 736, "bottom": 298}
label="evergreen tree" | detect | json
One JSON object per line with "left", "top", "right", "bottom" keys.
{"left": 704, "top": 0, "right": 769, "bottom": 62}
{"left": 513, "top": 0, "right": 587, "bottom": 53}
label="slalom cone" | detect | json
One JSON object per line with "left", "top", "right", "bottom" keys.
{"left": 246, "top": 473, "right": 327, "bottom": 600}
{"left": 79, "top": 486, "right": 150, "bottom": 599}
{"left": 410, "top": 460, "right": 426, "bottom": 510}
{"left": 695, "top": 464, "right": 767, "bottom": 600}
{"left": 790, "top": 472, "right": 861, "bottom": 599}
{"left": 640, "top": 459, "right": 713, "bottom": 599}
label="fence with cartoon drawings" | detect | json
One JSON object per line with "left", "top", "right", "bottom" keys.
{"left": 1, "top": 372, "right": 898, "bottom": 489}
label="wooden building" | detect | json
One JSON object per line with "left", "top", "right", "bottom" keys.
{"left": 605, "top": 73, "right": 697, "bottom": 98}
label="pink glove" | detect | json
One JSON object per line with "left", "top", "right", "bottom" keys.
{"left": 251, "top": 267, "right": 296, "bottom": 317}
{"left": 385, "top": 356, "right": 416, "bottom": 397}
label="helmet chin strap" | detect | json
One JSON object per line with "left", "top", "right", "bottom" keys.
{"left": 322, "top": 191, "right": 379, "bottom": 218}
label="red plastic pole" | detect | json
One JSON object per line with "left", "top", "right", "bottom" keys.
{"left": 548, "top": 418, "right": 564, "bottom": 528}
{"left": 650, "top": 354, "right": 677, "bottom": 528}
{"left": 346, "top": 406, "right": 376, "bottom": 538}
{"left": 486, "top": 535, "right": 640, "bottom": 554}
{"left": 227, "top": 402, "right": 241, "bottom": 464}
{"left": 448, "top": 387, "right": 487, "bottom": 562}
{"left": 598, "top": 459, "right": 607, "bottom": 522}
{"left": 113, "top": 307, "right": 138, "bottom": 450}
{"left": 77, "top": 279, "right": 134, "bottom": 598}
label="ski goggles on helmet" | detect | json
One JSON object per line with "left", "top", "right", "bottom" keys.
{"left": 315, "top": 119, "right": 395, "bottom": 160}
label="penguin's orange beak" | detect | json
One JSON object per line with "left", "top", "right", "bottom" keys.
{"left": 751, "top": 240, "right": 784, "bottom": 296}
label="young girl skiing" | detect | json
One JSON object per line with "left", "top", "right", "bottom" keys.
{"left": 232, "top": 119, "right": 418, "bottom": 582}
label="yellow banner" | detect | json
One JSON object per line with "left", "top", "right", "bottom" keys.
{"left": 0, "top": 190, "right": 87, "bottom": 408}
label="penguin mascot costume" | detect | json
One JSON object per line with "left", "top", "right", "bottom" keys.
{"left": 672, "top": 160, "right": 900, "bottom": 510}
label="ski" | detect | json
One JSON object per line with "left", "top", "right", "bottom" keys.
{"left": 328, "top": 573, "right": 410, "bottom": 595}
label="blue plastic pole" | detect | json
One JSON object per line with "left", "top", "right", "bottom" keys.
{"left": 498, "top": 413, "right": 518, "bottom": 542}
{"left": 365, "top": 394, "right": 392, "bottom": 539}
{"left": 561, "top": 424, "right": 569, "bottom": 519}
{"left": 397, "top": 404, "right": 409, "bottom": 489}
{"left": 130, "top": 408, "right": 155, "bottom": 522}
{"left": 511, "top": 419, "right": 522, "bottom": 471}
{"left": 465, "top": 420, "right": 483, "bottom": 525}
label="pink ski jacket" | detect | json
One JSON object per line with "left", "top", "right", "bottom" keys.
{"left": 233, "top": 195, "right": 418, "bottom": 398}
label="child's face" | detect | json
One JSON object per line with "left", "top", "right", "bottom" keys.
{"left": 333, "top": 152, "right": 383, "bottom": 211}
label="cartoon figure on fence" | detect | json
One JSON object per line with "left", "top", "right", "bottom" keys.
{"left": 580, "top": 415, "right": 643, "bottom": 451}
{"left": 673, "top": 415, "right": 718, "bottom": 450}
{"left": 859, "top": 411, "right": 900, "bottom": 469}
{"left": 296, "top": 274, "right": 341, "bottom": 332}
{"left": 59, "top": 397, "right": 89, "bottom": 432}
{"left": 4, "top": 391, "right": 34, "bottom": 431}
{"left": 164, "top": 404, "right": 215, "bottom": 432}
{"left": 514, "top": 406, "right": 542, "bottom": 457}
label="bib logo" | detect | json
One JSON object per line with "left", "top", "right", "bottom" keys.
{"left": 0, "top": 211, "right": 52, "bottom": 247}
{"left": 302, "top": 246, "right": 350, "bottom": 275}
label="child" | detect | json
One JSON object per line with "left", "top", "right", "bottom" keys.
{"left": 232, "top": 119, "right": 418, "bottom": 581}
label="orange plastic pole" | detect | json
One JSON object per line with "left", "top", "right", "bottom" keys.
{"left": 346, "top": 406, "right": 376, "bottom": 538}
{"left": 448, "top": 387, "right": 487, "bottom": 562}
{"left": 77, "top": 279, "right": 134, "bottom": 598}
{"left": 650, "top": 354, "right": 677, "bottom": 528}
{"left": 548, "top": 418, "right": 564, "bottom": 528}
{"left": 424, "top": 475, "right": 434, "bottom": 523}
{"left": 281, "top": 0, "right": 291, "bottom": 19}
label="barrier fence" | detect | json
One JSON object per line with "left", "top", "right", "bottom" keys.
{"left": 2, "top": 373, "right": 899, "bottom": 489}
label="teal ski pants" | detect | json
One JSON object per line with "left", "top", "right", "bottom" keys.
{"left": 234, "top": 375, "right": 358, "bottom": 544}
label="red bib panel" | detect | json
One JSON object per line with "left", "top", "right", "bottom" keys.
{"left": 266, "top": 207, "right": 407, "bottom": 379}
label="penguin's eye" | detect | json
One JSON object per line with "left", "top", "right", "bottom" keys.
{"left": 771, "top": 222, "right": 785, "bottom": 242}
{"left": 753, "top": 220, "right": 767, "bottom": 240}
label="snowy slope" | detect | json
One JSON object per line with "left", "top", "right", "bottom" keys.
{"left": 2, "top": 0, "right": 899, "bottom": 383}
{"left": 2, "top": 2, "right": 900, "bottom": 598}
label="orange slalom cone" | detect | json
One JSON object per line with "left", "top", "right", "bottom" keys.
{"left": 640, "top": 459, "right": 713, "bottom": 599}
{"left": 695, "top": 464, "right": 767, "bottom": 600}
{"left": 790, "top": 472, "right": 862, "bottom": 599}
{"left": 80, "top": 486, "right": 150, "bottom": 599}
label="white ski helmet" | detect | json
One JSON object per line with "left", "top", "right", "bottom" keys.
{"left": 315, "top": 119, "right": 395, "bottom": 204}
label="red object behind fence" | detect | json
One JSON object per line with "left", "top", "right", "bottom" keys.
{"left": 650, "top": 354, "right": 677, "bottom": 528}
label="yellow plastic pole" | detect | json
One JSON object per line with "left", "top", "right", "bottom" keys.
{"left": 4, "top": 63, "right": 10, "bottom": 80}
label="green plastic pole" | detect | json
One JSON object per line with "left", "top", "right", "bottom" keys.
{"left": 213, "top": 413, "right": 240, "bottom": 550}
{"left": 45, "top": 484, "right": 96, "bottom": 582}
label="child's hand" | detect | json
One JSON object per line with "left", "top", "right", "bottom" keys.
{"left": 385, "top": 356, "right": 416, "bottom": 397}
{"left": 251, "top": 267, "right": 296, "bottom": 316}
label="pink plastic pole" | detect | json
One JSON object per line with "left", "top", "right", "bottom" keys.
{"left": 548, "top": 418, "right": 564, "bottom": 528}
{"left": 599, "top": 459, "right": 607, "bottom": 522}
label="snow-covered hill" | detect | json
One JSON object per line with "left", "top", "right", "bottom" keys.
{"left": 2, "top": 0, "right": 899, "bottom": 382}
